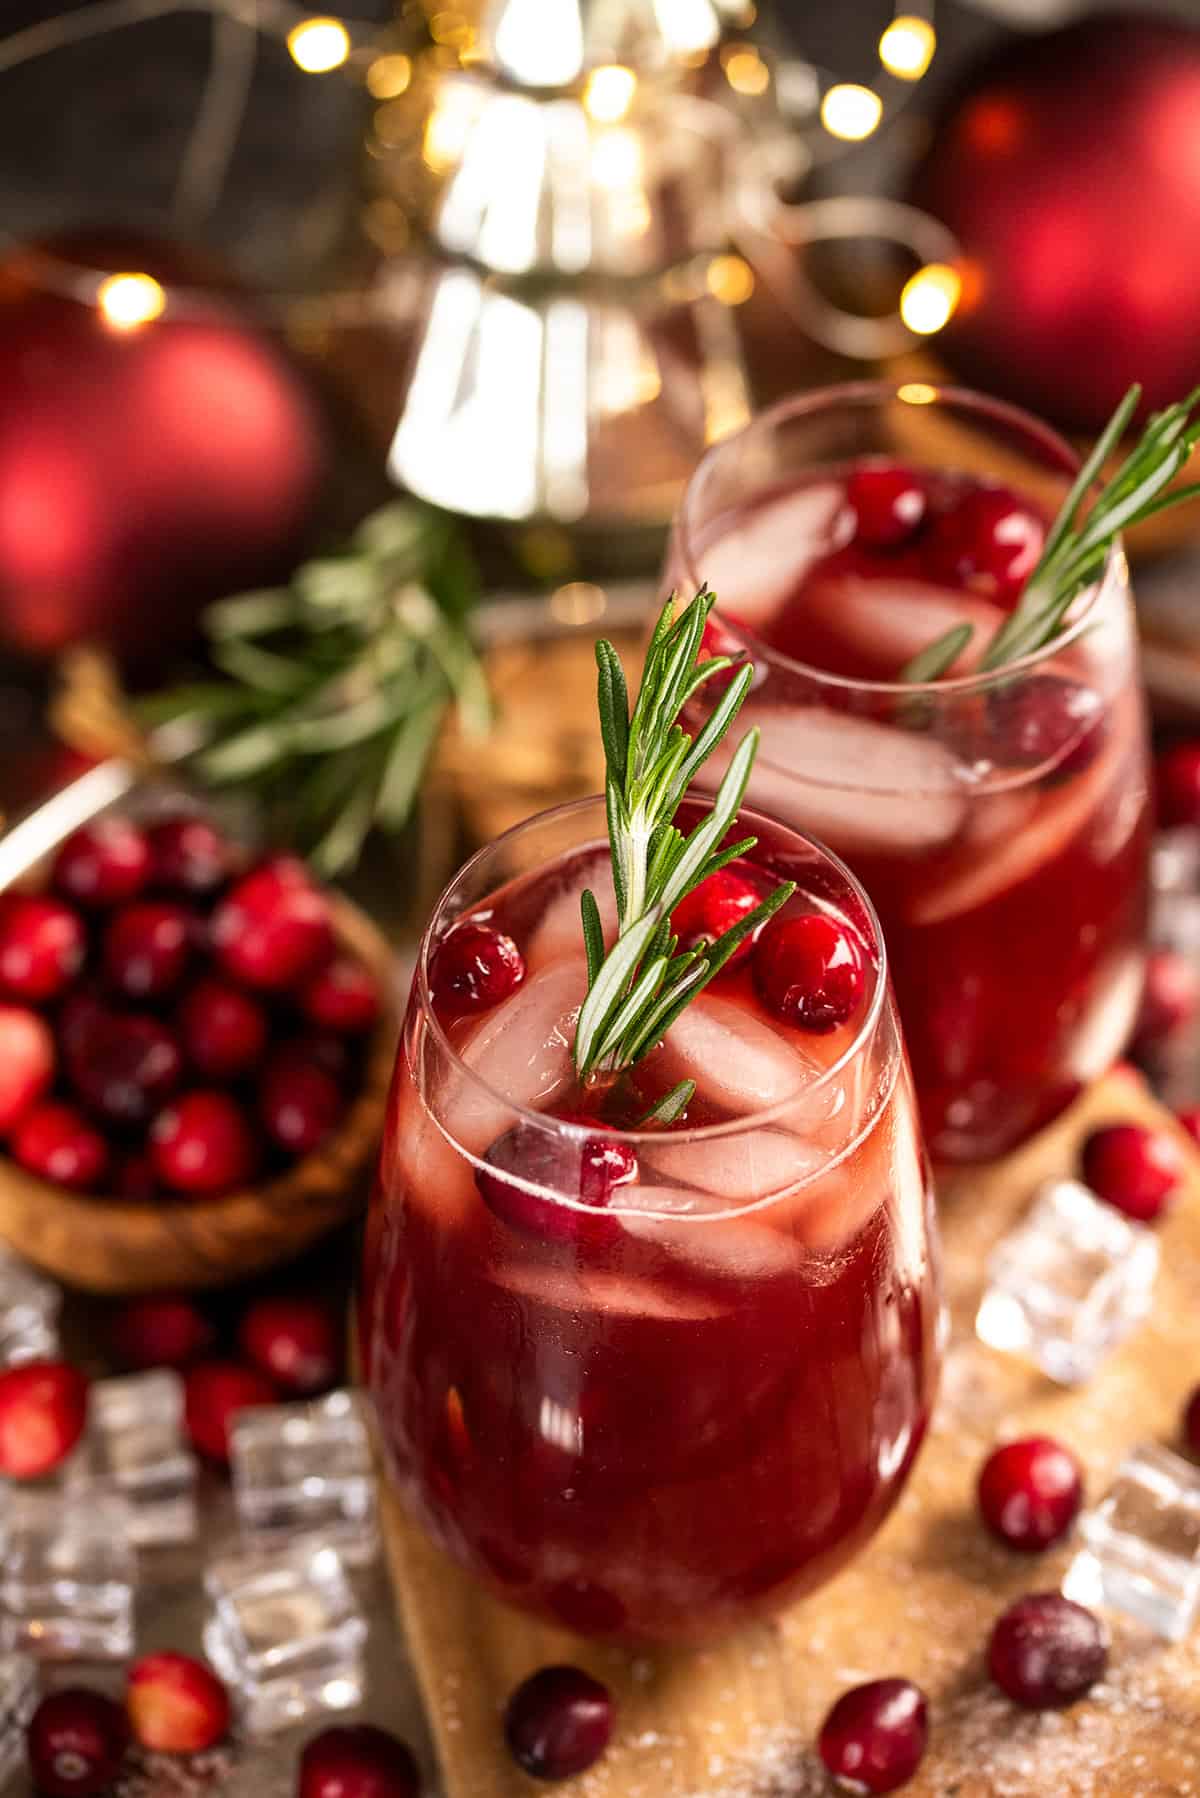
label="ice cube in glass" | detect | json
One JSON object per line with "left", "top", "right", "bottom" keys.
{"left": 0, "top": 1248, "right": 59, "bottom": 1367}
{"left": 976, "top": 1179, "right": 1158, "bottom": 1385}
{"left": 1063, "top": 1442, "right": 1200, "bottom": 1641}
{"left": 0, "top": 1491, "right": 134, "bottom": 1660}
{"left": 230, "top": 1390, "right": 376, "bottom": 1564}
{"left": 203, "top": 1542, "right": 366, "bottom": 1735}
{"left": 66, "top": 1370, "right": 197, "bottom": 1546}
{"left": 0, "top": 1652, "right": 38, "bottom": 1786}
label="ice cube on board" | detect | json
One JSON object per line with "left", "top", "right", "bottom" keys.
{"left": 1064, "top": 1443, "right": 1200, "bottom": 1641}
{"left": 695, "top": 484, "right": 848, "bottom": 628}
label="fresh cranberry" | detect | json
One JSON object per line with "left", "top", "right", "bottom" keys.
{"left": 504, "top": 1666, "right": 613, "bottom": 1782}
{"left": 298, "top": 1725, "right": 421, "bottom": 1798}
{"left": 987, "top": 676, "right": 1105, "bottom": 775}
{"left": 1182, "top": 1384, "right": 1200, "bottom": 1458}
{"left": 176, "top": 977, "right": 268, "bottom": 1080}
{"left": 26, "top": 1689, "right": 129, "bottom": 1797}
{"left": 183, "top": 1360, "right": 278, "bottom": 1463}
{"left": 126, "top": 1652, "right": 230, "bottom": 1753}
{"left": 0, "top": 1359, "right": 89, "bottom": 1477}
{"left": 103, "top": 901, "right": 192, "bottom": 1002}
{"left": 1156, "top": 740, "right": 1200, "bottom": 827}
{"left": 671, "top": 868, "right": 762, "bottom": 966}
{"left": 146, "top": 815, "right": 230, "bottom": 897}
{"left": 300, "top": 955, "right": 382, "bottom": 1034}
{"left": 212, "top": 859, "right": 333, "bottom": 991}
{"left": 977, "top": 1436, "right": 1083, "bottom": 1551}
{"left": 53, "top": 817, "right": 150, "bottom": 908}
{"left": 753, "top": 911, "right": 865, "bottom": 1033}
{"left": 0, "top": 1004, "right": 54, "bottom": 1135}
{"left": 151, "top": 1090, "right": 258, "bottom": 1196}
{"left": 13, "top": 1101, "right": 109, "bottom": 1191}
{"left": 429, "top": 922, "right": 525, "bottom": 1017}
{"left": 71, "top": 1012, "right": 182, "bottom": 1128}
{"left": 817, "top": 1678, "right": 928, "bottom": 1794}
{"left": 1080, "top": 1121, "right": 1182, "bottom": 1223}
{"left": 929, "top": 486, "right": 1044, "bottom": 601}
{"left": 1132, "top": 948, "right": 1199, "bottom": 1052}
{"left": 477, "top": 1120, "right": 636, "bottom": 1245}
{"left": 0, "top": 894, "right": 85, "bottom": 1002}
{"left": 238, "top": 1295, "right": 341, "bottom": 1395}
{"left": 114, "top": 1152, "right": 159, "bottom": 1200}
{"left": 1177, "top": 1104, "right": 1200, "bottom": 1146}
{"left": 110, "top": 1293, "right": 214, "bottom": 1370}
{"left": 988, "top": 1593, "right": 1108, "bottom": 1708}
{"left": 258, "top": 1053, "right": 344, "bottom": 1157}
{"left": 58, "top": 987, "right": 107, "bottom": 1066}
{"left": 847, "top": 463, "right": 927, "bottom": 549}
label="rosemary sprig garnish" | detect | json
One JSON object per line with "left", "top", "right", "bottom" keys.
{"left": 899, "top": 383, "right": 1200, "bottom": 684}
{"left": 573, "top": 589, "right": 794, "bottom": 1112}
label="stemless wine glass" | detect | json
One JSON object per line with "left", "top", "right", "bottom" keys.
{"left": 363, "top": 796, "right": 940, "bottom": 1644}
{"left": 664, "top": 383, "right": 1152, "bottom": 1163}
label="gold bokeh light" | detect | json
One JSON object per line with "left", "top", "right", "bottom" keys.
{"left": 879, "top": 16, "right": 936, "bottom": 80}
{"left": 97, "top": 273, "right": 166, "bottom": 332}
{"left": 723, "top": 47, "right": 770, "bottom": 96}
{"left": 583, "top": 64, "right": 638, "bottom": 124}
{"left": 367, "top": 52, "right": 411, "bottom": 98}
{"left": 899, "top": 263, "right": 961, "bottom": 335}
{"left": 706, "top": 255, "right": 755, "bottom": 306}
{"left": 286, "top": 17, "right": 351, "bottom": 73}
{"left": 820, "top": 83, "right": 883, "bottom": 142}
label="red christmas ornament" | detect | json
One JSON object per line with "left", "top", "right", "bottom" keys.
{"left": 911, "top": 15, "right": 1200, "bottom": 432}
{"left": 0, "top": 233, "right": 326, "bottom": 675}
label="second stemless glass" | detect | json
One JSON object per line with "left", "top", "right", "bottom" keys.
{"left": 363, "top": 797, "right": 940, "bottom": 1644}
{"left": 665, "top": 383, "right": 1152, "bottom": 1164}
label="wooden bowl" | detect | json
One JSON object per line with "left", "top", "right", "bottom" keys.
{"left": 0, "top": 895, "right": 398, "bottom": 1295}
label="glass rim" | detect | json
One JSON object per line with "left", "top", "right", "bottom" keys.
{"left": 414, "top": 792, "right": 891, "bottom": 1151}
{"left": 675, "top": 378, "right": 1126, "bottom": 699}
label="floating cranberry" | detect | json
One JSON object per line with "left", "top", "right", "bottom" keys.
{"left": 1156, "top": 740, "right": 1200, "bottom": 828}
{"left": 110, "top": 1293, "right": 214, "bottom": 1370}
{"left": 72, "top": 1013, "right": 182, "bottom": 1128}
{"left": 0, "top": 1005, "right": 55, "bottom": 1135}
{"left": 26, "top": 1689, "right": 129, "bottom": 1797}
{"left": 183, "top": 1360, "right": 278, "bottom": 1464}
{"left": 988, "top": 1592, "right": 1108, "bottom": 1709}
{"left": 300, "top": 955, "right": 382, "bottom": 1034}
{"left": 847, "top": 463, "right": 927, "bottom": 549}
{"left": 103, "top": 901, "right": 191, "bottom": 1002}
{"left": 1080, "top": 1121, "right": 1182, "bottom": 1223}
{"left": 151, "top": 1090, "right": 258, "bottom": 1196}
{"left": 146, "top": 815, "right": 230, "bottom": 897}
{"left": 504, "top": 1666, "right": 613, "bottom": 1782}
{"left": 298, "top": 1725, "right": 421, "bottom": 1798}
{"left": 754, "top": 911, "right": 865, "bottom": 1033}
{"left": 988, "top": 676, "right": 1105, "bottom": 775}
{"left": 176, "top": 977, "right": 268, "bottom": 1080}
{"left": 212, "top": 859, "right": 333, "bottom": 991}
{"left": 238, "top": 1295, "right": 341, "bottom": 1395}
{"left": 114, "top": 1152, "right": 159, "bottom": 1201}
{"left": 429, "top": 921, "right": 525, "bottom": 1016}
{"left": 1132, "top": 948, "right": 1199, "bottom": 1052}
{"left": 14, "top": 1102, "right": 109, "bottom": 1191}
{"left": 0, "top": 895, "right": 85, "bottom": 1002}
{"left": 671, "top": 869, "right": 762, "bottom": 965}
{"left": 977, "top": 1436, "right": 1083, "bottom": 1551}
{"left": 1184, "top": 1385, "right": 1200, "bottom": 1457}
{"left": 258, "top": 1052, "right": 344, "bottom": 1157}
{"left": 929, "top": 486, "right": 1043, "bottom": 601}
{"left": 54, "top": 817, "right": 150, "bottom": 908}
{"left": 477, "top": 1120, "right": 636, "bottom": 1245}
{"left": 817, "top": 1678, "right": 929, "bottom": 1795}
{"left": 0, "top": 1359, "right": 89, "bottom": 1478}
{"left": 126, "top": 1652, "right": 230, "bottom": 1753}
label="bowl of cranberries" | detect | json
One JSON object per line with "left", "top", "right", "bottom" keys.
{"left": 0, "top": 803, "right": 396, "bottom": 1292}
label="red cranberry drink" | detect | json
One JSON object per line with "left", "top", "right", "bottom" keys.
{"left": 667, "top": 383, "right": 1154, "bottom": 1162}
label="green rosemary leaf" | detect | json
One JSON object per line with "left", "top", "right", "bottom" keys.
{"left": 638, "top": 1081, "right": 695, "bottom": 1127}
{"left": 591, "top": 954, "right": 672, "bottom": 1066}
{"left": 898, "top": 623, "right": 973, "bottom": 686}
{"left": 204, "top": 588, "right": 299, "bottom": 640}
{"left": 580, "top": 890, "right": 605, "bottom": 986}
{"left": 376, "top": 699, "right": 445, "bottom": 829}
{"left": 574, "top": 911, "right": 662, "bottom": 1073}
{"left": 595, "top": 640, "right": 631, "bottom": 786}
{"left": 1038, "top": 383, "right": 1140, "bottom": 566}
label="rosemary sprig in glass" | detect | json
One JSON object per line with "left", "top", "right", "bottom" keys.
{"left": 573, "top": 588, "right": 794, "bottom": 1124}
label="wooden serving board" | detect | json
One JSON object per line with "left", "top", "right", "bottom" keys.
{"left": 376, "top": 1070, "right": 1200, "bottom": 1797}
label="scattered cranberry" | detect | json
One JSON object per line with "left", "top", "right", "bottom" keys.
{"left": 110, "top": 1293, "right": 214, "bottom": 1370}
{"left": 754, "top": 911, "right": 865, "bottom": 1033}
{"left": 817, "top": 1678, "right": 928, "bottom": 1795}
{"left": 26, "top": 1689, "right": 129, "bottom": 1797}
{"left": 988, "top": 1592, "right": 1108, "bottom": 1709}
{"left": 1184, "top": 1385, "right": 1200, "bottom": 1457}
{"left": 103, "top": 901, "right": 191, "bottom": 1002}
{"left": 259, "top": 1053, "right": 344, "bottom": 1156}
{"left": 114, "top": 1152, "right": 159, "bottom": 1201}
{"left": 1080, "top": 1121, "right": 1182, "bottom": 1223}
{"left": 146, "top": 815, "right": 229, "bottom": 897}
{"left": 13, "top": 1101, "right": 109, "bottom": 1191}
{"left": 0, "top": 895, "right": 85, "bottom": 1002}
{"left": 1156, "top": 740, "right": 1200, "bottom": 828}
{"left": 183, "top": 1360, "right": 278, "bottom": 1464}
{"left": 977, "top": 1436, "right": 1084, "bottom": 1551}
{"left": 298, "top": 1725, "right": 421, "bottom": 1798}
{"left": 504, "top": 1666, "right": 613, "bottom": 1782}
{"left": 671, "top": 868, "right": 762, "bottom": 965}
{"left": 477, "top": 1121, "right": 636, "bottom": 1245}
{"left": 430, "top": 921, "right": 525, "bottom": 1017}
{"left": 54, "top": 817, "right": 150, "bottom": 909}
{"left": 1132, "top": 948, "right": 1200, "bottom": 1052}
{"left": 1177, "top": 1104, "right": 1200, "bottom": 1147}
{"left": 0, "top": 1005, "right": 55, "bottom": 1135}
{"left": 929, "top": 486, "right": 1043, "bottom": 601}
{"left": 176, "top": 977, "right": 268, "bottom": 1080}
{"left": 238, "top": 1295, "right": 340, "bottom": 1396}
{"left": 126, "top": 1652, "right": 230, "bottom": 1753}
{"left": 71, "top": 1012, "right": 182, "bottom": 1128}
{"left": 847, "top": 463, "right": 927, "bottom": 549}
{"left": 301, "top": 955, "right": 382, "bottom": 1035}
{"left": 152, "top": 1090, "right": 258, "bottom": 1197}
{"left": 0, "top": 1359, "right": 89, "bottom": 1478}
{"left": 988, "top": 676, "right": 1105, "bottom": 775}
{"left": 212, "top": 859, "right": 333, "bottom": 990}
